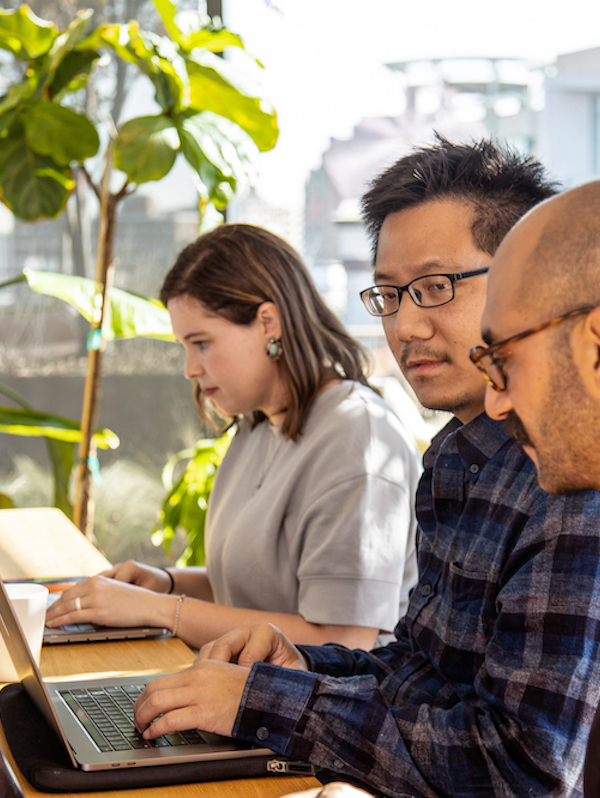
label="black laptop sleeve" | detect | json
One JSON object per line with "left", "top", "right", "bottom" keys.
{"left": 0, "top": 683, "right": 310, "bottom": 793}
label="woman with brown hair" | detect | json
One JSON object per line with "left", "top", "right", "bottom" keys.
{"left": 47, "top": 224, "right": 421, "bottom": 650}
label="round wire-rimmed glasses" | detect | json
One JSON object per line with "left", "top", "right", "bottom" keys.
{"left": 469, "top": 306, "right": 595, "bottom": 392}
{"left": 359, "top": 268, "right": 489, "bottom": 317}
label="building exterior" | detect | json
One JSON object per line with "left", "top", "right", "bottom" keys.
{"left": 303, "top": 49, "right": 600, "bottom": 343}
{"left": 537, "top": 46, "right": 600, "bottom": 188}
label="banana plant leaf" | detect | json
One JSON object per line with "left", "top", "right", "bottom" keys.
{"left": 0, "top": 383, "right": 118, "bottom": 519}
{"left": 46, "top": 437, "right": 76, "bottom": 517}
{"left": 1, "top": 269, "right": 175, "bottom": 341}
{"left": 0, "top": 406, "right": 119, "bottom": 448}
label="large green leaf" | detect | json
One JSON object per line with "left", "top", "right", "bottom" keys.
{"left": 0, "top": 125, "right": 73, "bottom": 219}
{"left": 150, "top": 0, "right": 183, "bottom": 50}
{"left": 0, "top": 76, "right": 37, "bottom": 120}
{"left": 92, "top": 23, "right": 188, "bottom": 113}
{"left": 114, "top": 116, "right": 179, "bottom": 183}
{"left": 127, "top": 28, "right": 188, "bottom": 112}
{"left": 179, "top": 127, "right": 232, "bottom": 207}
{"left": 46, "top": 437, "right": 76, "bottom": 518}
{"left": 183, "top": 28, "right": 246, "bottom": 54}
{"left": 153, "top": 0, "right": 245, "bottom": 54}
{"left": 0, "top": 6, "right": 56, "bottom": 60}
{"left": 0, "top": 382, "right": 99, "bottom": 520}
{"left": 178, "top": 111, "right": 256, "bottom": 208}
{"left": 186, "top": 53, "right": 277, "bottom": 152}
{"left": 24, "top": 102, "right": 100, "bottom": 166}
{"left": 46, "top": 9, "right": 94, "bottom": 75}
{"left": 153, "top": 432, "right": 232, "bottom": 566}
{"left": 21, "top": 269, "right": 175, "bottom": 341}
{"left": 0, "top": 406, "right": 119, "bottom": 449}
{"left": 49, "top": 50, "right": 99, "bottom": 99}
{"left": 79, "top": 23, "right": 140, "bottom": 66}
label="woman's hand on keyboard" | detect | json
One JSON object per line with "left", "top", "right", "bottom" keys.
{"left": 102, "top": 561, "right": 173, "bottom": 593}
{"left": 44, "top": 574, "right": 171, "bottom": 629}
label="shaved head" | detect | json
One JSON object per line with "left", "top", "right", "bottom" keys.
{"left": 482, "top": 178, "right": 600, "bottom": 494}
{"left": 505, "top": 181, "right": 600, "bottom": 318}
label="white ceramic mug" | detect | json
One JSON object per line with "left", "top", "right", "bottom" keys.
{"left": 0, "top": 583, "right": 49, "bottom": 682}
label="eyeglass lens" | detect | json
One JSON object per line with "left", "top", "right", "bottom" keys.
{"left": 475, "top": 352, "right": 506, "bottom": 391}
{"left": 363, "top": 275, "right": 455, "bottom": 315}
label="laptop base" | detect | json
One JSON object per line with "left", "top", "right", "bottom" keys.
{"left": 0, "top": 683, "right": 308, "bottom": 793}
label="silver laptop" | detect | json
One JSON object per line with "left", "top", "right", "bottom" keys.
{"left": 0, "top": 576, "right": 277, "bottom": 772}
{"left": 44, "top": 592, "right": 170, "bottom": 645}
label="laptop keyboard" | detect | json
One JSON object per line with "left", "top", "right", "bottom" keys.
{"left": 59, "top": 683, "right": 206, "bottom": 752}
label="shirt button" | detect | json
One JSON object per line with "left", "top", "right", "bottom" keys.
{"left": 420, "top": 584, "right": 432, "bottom": 597}
{"left": 469, "top": 463, "right": 480, "bottom": 474}
{"left": 333, "top": 759, "right": 344, "bottom": 770}
{"left": 256, "top": 726, "right": 269, "bottom": 741}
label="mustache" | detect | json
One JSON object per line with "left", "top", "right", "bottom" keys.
{"left": 504, "top": 410, "right": 534, "bottom": 448}
{"left": 398, "top": 345, "right": 451, "bottom": 370}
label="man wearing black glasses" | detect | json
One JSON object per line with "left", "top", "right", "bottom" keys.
{"left": 133, "top": 138, "right": 600, "bottom": 798}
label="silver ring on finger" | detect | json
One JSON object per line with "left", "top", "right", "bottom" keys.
{"left": 74, "top": 596, "right": 82, "bottom": 612}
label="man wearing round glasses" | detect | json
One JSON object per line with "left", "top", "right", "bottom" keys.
{"left": 473, "top": 178, "right": 600, "bottom": 798}
{"left": 477, "top": 178, "right": 600, "bottom": 497}
{"left": 132, "top": 139, "right": 600, "bottom": 798}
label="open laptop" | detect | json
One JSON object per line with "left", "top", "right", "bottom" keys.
{"left": 44, "top": 592, "right": 170, "bottom": 645}
{"left": 0, "top": 576, "right": 280, "bottom": 773}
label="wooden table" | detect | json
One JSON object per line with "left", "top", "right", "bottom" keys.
{"left": 0, "top": 509, "right": 320, "bottom": 797}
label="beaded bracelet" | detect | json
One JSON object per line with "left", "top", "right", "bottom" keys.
{"left": 172, "top": 594, "right": 186, "bottom": 637}
{"left": 160, "top": 567, "right": 175, "bottom": 594}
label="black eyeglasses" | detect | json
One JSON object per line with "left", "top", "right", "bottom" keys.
{"left": 469, "top": 306, "right": 594, "bottom": 392}
{"left": 360, "top": 268, "right": 489, "bottom": 317}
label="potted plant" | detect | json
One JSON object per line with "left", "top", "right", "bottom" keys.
{"left": 0, "top": 1, "right": 278, "bottom": 534}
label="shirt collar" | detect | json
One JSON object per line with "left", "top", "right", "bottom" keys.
{"left": 430, "top": 413, "right": 515, "bottom": 484}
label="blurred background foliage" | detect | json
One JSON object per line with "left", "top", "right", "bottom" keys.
{"left": 0, "top": 0, "right": 276, "bottom": 564}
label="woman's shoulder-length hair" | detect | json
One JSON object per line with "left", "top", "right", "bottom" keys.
{"left": 161, "top": 223, "right": 376, "bottom": 441}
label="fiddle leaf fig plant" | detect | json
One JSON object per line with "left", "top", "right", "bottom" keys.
{"left": 0, "top": 2, "right": 278, "bottom": 534}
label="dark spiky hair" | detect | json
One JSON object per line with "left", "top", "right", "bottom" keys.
{"left": 361, "top": 134, "right": 559, "bottom": 260}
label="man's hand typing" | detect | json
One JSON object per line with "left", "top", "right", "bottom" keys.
{"left": 134, "top": 658, "right": 249, "bottom": 739}
{"left": 199, "top": 622, "right": 310, "bottom": 671}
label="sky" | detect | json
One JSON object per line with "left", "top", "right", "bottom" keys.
{"left": 154, "top": 0, "right": 600, "bottom": 213}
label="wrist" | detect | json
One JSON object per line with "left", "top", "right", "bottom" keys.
{"left": 172, "top": 594, "right": 186, "bottom": 637}
{"left": 159, "top": 567, "right": 175, "bottom": 594}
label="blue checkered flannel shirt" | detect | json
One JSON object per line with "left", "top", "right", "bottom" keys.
{"left": 232, "top": 414, "right": 600, "bottom": 797}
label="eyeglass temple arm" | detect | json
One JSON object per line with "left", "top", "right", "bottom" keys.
{"left": 454, "top": 267, "right": 490, "bottom": 282}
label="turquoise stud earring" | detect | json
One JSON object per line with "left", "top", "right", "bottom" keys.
{"left": 266, "top": 337, "right": 283, "bottom": 360}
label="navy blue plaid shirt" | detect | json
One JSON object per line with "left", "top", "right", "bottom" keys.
{"left": 232, "top": 414, "right": 600, "bottom": 797}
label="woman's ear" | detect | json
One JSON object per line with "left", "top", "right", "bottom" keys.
{"left": 256, "top": 301, "right": 282, "bottom": 340}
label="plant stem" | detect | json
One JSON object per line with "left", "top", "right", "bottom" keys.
{"left": 73, "top": 144, "right": 116, "bottom": 538}
{"left": 0, "top": 383, "right": 32, "bottom": 409}
{"left": 0, "top": 274, "right": 26, "bottom": 291}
